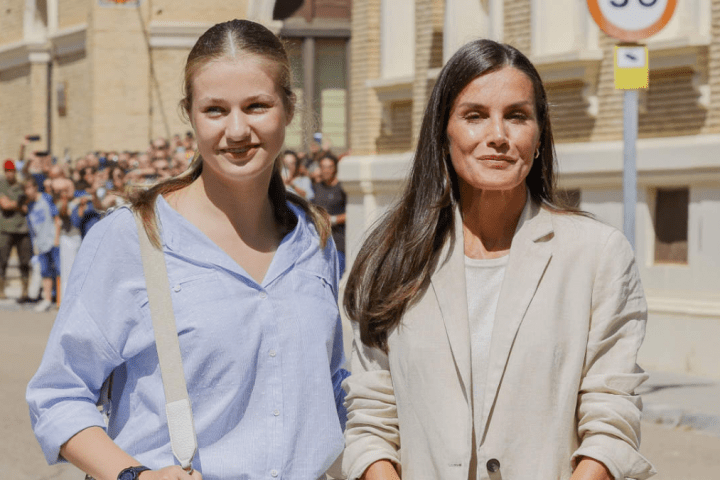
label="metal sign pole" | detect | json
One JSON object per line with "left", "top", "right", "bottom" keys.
{"left": 623, "top": 89, "right": 638, "bottom": 250}
{"left": 587, "top": 0, "right": 678, "bottom": 249}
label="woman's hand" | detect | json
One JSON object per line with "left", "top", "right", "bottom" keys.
{"left": 60, "top": 427, "right": 203, "bottom": 480}
{"left": 139, "top": 466, "right": 203, "bottom": 480}
{"left": 570, "top": 457, "right": 612, "bottom": 480}
{"left": 361, "top": 460, "right": 400, "bottom": 480}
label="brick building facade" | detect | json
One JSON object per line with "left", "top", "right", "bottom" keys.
{"left": 0, "top": 0, "right": 351, "bottom": 157}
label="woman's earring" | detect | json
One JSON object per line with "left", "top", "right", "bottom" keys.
{"left": 534, "top": 148, "right": 540, "bottom": 159}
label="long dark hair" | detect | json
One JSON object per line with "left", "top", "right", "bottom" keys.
{"left": 344, "top": 39, "right": 568, "bottom": 352}
{"left": 130, "top": 19, "right": 330, "bottom": 248}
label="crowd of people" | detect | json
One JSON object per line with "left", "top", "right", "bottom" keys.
{"left": 0, "top": 130, "right": 348, "bottom": 311}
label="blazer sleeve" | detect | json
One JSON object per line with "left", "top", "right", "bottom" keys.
{"left": 342, "top": 320, "right": 401, "bottom": 480}
{"left": 573, "top": 229, "right": 656, "bottom": 479}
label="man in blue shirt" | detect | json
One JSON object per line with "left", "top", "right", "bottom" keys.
{"left": 23, "top": 177, "right": 61, "bottom": 312}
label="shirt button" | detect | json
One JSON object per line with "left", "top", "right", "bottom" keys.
{"left": 270, "top": 470, "right": 278, "bottom": 477}
{"left": 173, "top": 284, "right": 181, "bottom": 292}
{"left": 486, "top": 458, "right": 501, "bottom": 472}
{"left": 269, "top": 350, "right": 277, "bottom": 357}
{"left": 259, "top": 291, "right": 267, "bottom": 299}
{"left": 273, "top": 409, "right": 280, "bottom": 416}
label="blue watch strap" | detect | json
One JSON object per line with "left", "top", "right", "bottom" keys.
{"left": 117, "top": 466, "right": 151, "bottom": 480}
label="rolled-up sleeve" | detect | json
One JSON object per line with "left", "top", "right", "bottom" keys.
{"left": 26, "top": 209, "right": 144, "bottom": 464}
{"left": 573, "top": 230, "right": 655, "bottom": 479}
{"left": 342, "top": 320, "right": 401, "bottom": 480}
{"left": 27, "top": 298, "right": 122, "bottom": 464}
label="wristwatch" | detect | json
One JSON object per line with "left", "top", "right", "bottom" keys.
{"left": 117, "top": 466, "right": 151, "bottom": 480}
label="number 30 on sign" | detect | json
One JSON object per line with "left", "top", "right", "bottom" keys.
{"left": 587, "top": 0, "right": 676, "bottom": 42}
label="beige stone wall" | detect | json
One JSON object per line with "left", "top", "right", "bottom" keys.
{"left": 150, "top": 0, "right": 250, "bottom": 24}
{"left": 504, "top": 0, "right": 530, "bottom": 54}
{"left": 640, "top": 68, "right": 708, "bottom": 138}
{"left": 29, "top": 62, "right": 49, "bottom": 148}
{"left": 375, "top": 100, "right": 412, "bottom": 153}
{"left": 0, "top": 0, "right": 26, "bottom": 45}
{"left": 150, "top": 48, "right": 192, "bottom": 141}
{"left": 707, "top": 0, "right": 720, "bottom": 132}
{"left": 546, "top": 81, "right": 595, "bottom": 144}
{"left": 52, "top": 51, "right": 92, "bottom": 158}
{"left": 59, "top": 0, "right": 91, "bottom": 30}
{"left": 88, "top": 2, "right": 151, "bottom": 151}
{"left": 0, "top": 65, "right": 34, "bottom": 159}
{"left": 349, "top": 0, "right": 382, "bottom": 155}
{"left": 549, "top": 2, "right": 720, "bottom": 143}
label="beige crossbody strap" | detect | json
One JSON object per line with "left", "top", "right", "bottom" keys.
{"left": 134, "top": 211, "right": 197, "bottom": 471}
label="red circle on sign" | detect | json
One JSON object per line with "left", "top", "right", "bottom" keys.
{"left": 587, "top": 0, "right": 677, "bottom": 42}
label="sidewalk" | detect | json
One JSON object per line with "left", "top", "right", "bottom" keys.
{"left": 640, "top": 370, "right": 720, "bottom": 438}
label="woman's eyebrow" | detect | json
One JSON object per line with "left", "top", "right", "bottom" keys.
{"left": 197, "top": 94, "right": 275, "bottom": 104}
{"left": 455, "top": 100, "right": 533, "bottom": 109}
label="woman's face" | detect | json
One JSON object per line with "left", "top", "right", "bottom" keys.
{"left": 190, "top": 56, "right": 292, "bottom": 185}
{"left": 446, "top": 66, "right": 540, "bottom": 198}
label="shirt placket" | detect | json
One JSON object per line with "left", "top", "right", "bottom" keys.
{"left": 261, "top": 286, "right": 284, "bottom": 479}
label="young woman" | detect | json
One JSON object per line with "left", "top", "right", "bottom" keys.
{"left": 27, "top": 20, "right": 347, "bottom": 480}
{"left": 342, "top": 39, "right": 654, "bottom": 480}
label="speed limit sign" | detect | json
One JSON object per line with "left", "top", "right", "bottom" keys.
{"left": 587, "top": 0, "right": 677, "bottom": 42}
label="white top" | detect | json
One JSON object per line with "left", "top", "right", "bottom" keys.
{"left": 464, "top": 254, "right": 508, "bottom": 447}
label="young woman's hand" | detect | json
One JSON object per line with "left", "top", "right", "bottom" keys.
{"left": 139, "top": 466, "right": 203, "bottom": 480}
{"left": 60, "top": 427, "right": 203, "bottom": 480}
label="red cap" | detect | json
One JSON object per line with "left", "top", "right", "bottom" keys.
{"left": 3, "top": 159, "right": 15, "bottom": 171}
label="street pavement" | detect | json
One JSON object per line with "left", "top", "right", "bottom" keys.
{"left": 640, "top": 370, "right": 720, "bottom": 438}
{"left": 2, "top": 303, "right": 719, "bottom": 479}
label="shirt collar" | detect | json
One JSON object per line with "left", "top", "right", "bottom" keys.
{"left": 157, "top": 195, "right": 314, "bottom": 288}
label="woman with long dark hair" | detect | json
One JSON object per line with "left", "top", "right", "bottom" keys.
{"left": 28, "top": 19, "right": 346, "bottom": 480}
{"left": 342, "top": 39, "right": 654, "bottom": 480}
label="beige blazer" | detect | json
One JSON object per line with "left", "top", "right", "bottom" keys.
{"left": 342, "top": 201, "right": 655, "bottom": 480}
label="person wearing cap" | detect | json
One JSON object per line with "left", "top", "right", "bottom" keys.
{"left": 0, "top": 159, "right": 32, "bottom": 301}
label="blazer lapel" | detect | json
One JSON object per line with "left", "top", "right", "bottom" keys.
{"left": 430, "top": 206, "right": 472, "bottom": 400}
{"left": 480, "top": 202, "right": 554, "bottom": 439}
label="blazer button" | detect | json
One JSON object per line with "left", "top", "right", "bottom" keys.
{"left": 486, "top": 458, "right": 501, "bottom": 473}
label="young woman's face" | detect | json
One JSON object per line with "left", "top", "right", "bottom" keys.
{"left": 446, "top": 66, "right": 540, "bottom": 198}
{"left": 190, "top": 56, "right": 293, "bottom": 185}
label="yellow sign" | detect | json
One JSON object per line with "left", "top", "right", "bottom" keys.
{"left": 614, "top": 46, "right": 648, "bottom": 90}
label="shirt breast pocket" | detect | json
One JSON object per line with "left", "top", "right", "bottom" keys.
{"left": 166, "top": 271, "right": 225, "bottom": 319}
{"left": 289, "top": 270, "right": 340, "bottom": 356}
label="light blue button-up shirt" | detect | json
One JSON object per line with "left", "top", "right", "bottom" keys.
{"left": 27, "top": 196, "right": 347, "bottom": 480}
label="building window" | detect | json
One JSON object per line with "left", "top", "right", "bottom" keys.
{"left": 654, "top": 188, "right": 689, "bottom": 264}
{"left": 315, "top": 39, "right": 347, "bottom": 151}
